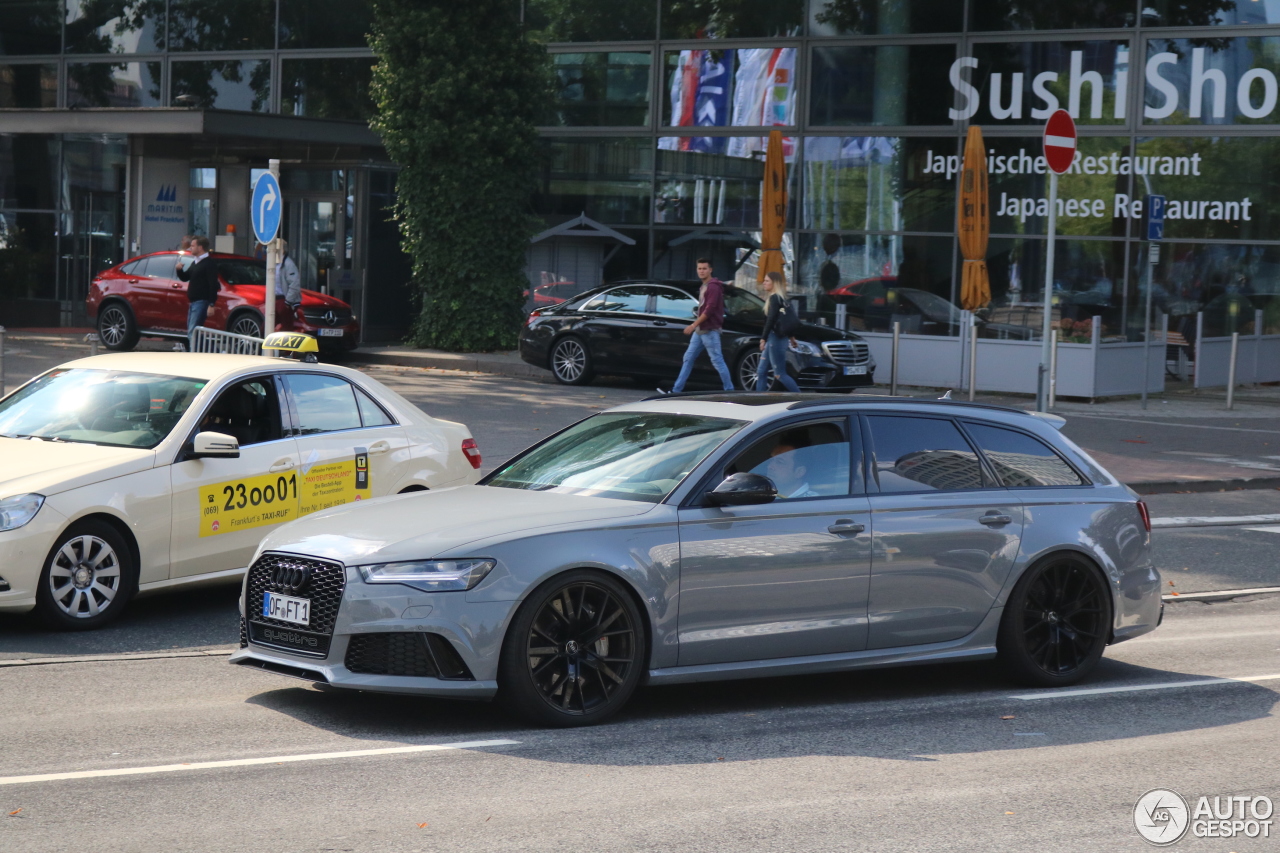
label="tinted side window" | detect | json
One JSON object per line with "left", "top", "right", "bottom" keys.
{"left": 356, "top": 387, "right": 394, "bottom": 427}
{"left": 120, "top": 259, "right": 143, "bottom": 275}
{"left": 286, "top": 374, "right": 362, "bottom": 434}
{"left": 866, "top": 415, "right": 986, "bottom": 492}
{"left": 965, "top": 423, "right": 1086, "bottom": 487}
{"left": 654, "top": 288, "right": 698, "bottom": 319}
{"left": 141, "top": 255, "right": 178, "bottom": 278}
{"left": 583, "top": 286, "right": 651, "bottom": 313}
{"left": 725, "top": 420, "right": 854, "bottom": 499}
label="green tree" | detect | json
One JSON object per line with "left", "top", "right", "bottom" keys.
{"left": 369, "top": 0, "right": 550, "bottom": 351}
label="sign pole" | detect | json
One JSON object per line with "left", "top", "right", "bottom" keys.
{"left": 1038, "top": 169, "right": 1058, "bottom": 413}
{"left": 263, "top": 158, "right": 280, "bottom": 352}
{"left": 1140, "top": 194, "right": 1165, "bottom": 410}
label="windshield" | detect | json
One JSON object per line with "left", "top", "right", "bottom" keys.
{"left": 0, "top": 369, "right": 206, "bottom": 448}
{"left": 485, "top": 412, "right": 746, "bottom": 503}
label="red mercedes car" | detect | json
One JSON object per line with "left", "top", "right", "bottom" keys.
{"left": 86, "top": 251, "right": 360, "bottom": 351}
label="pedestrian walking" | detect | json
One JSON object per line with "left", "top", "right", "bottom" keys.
{"left": 176, "top": 236, "right": 219, "bottom": 349}
{"left": 276, "top": 239, "right": 302, "bottom": 325}
{"left": 662, "top": 258, "right": 735, "bottom": 394}
{"left": 755, "top": 270, "right": 801, "bottom": 392}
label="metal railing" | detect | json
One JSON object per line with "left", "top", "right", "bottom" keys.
{"left": 189, "top": 326, "right": 263, "bottom": 356}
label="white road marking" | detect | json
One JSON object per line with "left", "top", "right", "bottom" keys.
{"left": 1011, "top": 673, "right": 1280, "bottom": 701}
{"left": 1163, "top": 586, "right": 1280, "bottom": 601}
{"left": 1243, "top": 525, "right": 1280, "bottom": 534}
{"left": 1128, "top": 629, "right": 1280, "bottom": 644}
{"left": 0, "top": 649, "right": 235, "bottom": 668}
{"left": 1153, "top": 514, "right": 1280, "bottom": 528}
{"left": 1063, "top": 414, "right": 1280, "bottom": 435}
{"left": 0, "top": 739, "right": 521, "bottom": 787}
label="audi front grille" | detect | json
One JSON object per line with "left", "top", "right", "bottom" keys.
{"left": 245, "top": 553, "right": 346, "bottom": 657}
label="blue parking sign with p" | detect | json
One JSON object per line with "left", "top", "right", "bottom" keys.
{"left": 251, "top": 172, "right": 282, "bottom": 245}
{"left": 1145, "top": 194, "right": 1166, "bottom": 242}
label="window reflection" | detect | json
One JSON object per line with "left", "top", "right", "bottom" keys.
{"left": 809, "top": 45, "right": 955, "bottom": 126}
{"left": 281, "top": 58, "right": 375, "bottom": 122}
{"left": 969, "top": 0, "right": 1135, "bottom": 30}
{"left": 279, "top": 0, "right": 372, "bottom": 48}
{"left": 68, "top": 61, "right": 161, "bottom": 107}
{"left": 1137, "top": 242, "right": 1280, "bottom": 338}
{"left": 664, "top": 49, "right": 797, "bottom": 129}
{"left": 0, "top": 64, "right": 56, "bottom": 107}
{"left": 802, "top": 137, "right": 954, "bottom": 233}
{"left": 0, "top": 1, "right": 61, "bottom": 55}
{"left": 971, "top": 41, "right": 1129, "bottom": 127}
{"left": 1143, "top": 0, "right": 1276, "bottom": 26}
{"left": 808, "top": 0, "right": 962, "bottom": 35}
{"left": 660, "top": 0, "right": 804, "bottom": 39}
{"left": 534, "top": 138, "right": 652, "bottom": 226}
{"left": 168, "top": 0, "right": 274, "bottom": 51}
{"left": 65, "top": 0, "right": 164, "bottom": 54}
{"left": 655, "top": 136, "right": 796, "bottom": 228}
{"left": 549, "top": 52, "right": 651, "bottom": 127}
{"left": 803, "top": 234, "right": 956, "bottom": 332}
{"left": 171, "top": 59, "right": 271, "bottom": 111}
{"left": 526, "top": 0, "right": 656, "bottom": 42}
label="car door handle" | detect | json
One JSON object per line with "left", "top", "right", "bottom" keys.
{"left": 653, "top": 320, "right": 668, "bottom": 326}
{"left": 980, "top": 512, "right": 1013, "bottom": 526}
{"left": 367, "top": 440, "right": 391, "bottom": 455}
{"left": 269, "top": 458, "right": 295, "bottom": 473}
{"left": 828, "top": 520, "right": 865, "bottom": 535}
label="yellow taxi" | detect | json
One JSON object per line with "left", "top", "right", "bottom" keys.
{"left": 0, "top": 353, "right": 482, "bottom": 629}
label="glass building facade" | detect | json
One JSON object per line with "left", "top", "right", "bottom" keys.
{"left": 532, "top": 0, "right": 1280, "bottom": 342}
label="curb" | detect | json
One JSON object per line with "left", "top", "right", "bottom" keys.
{"left": 1129, "top": 477, "right": 1280, "bottom": 495}
{"left": 1163, "top": 586, "right": 1280, "bottom": 603}
{"left": 349, "top": 349, "right": 547, "bottom": 381}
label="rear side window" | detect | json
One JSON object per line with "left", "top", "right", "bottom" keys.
{"left": 355, "top": 387, "right": 394, "bottom": 427}
{"left": 141, "top": 255, "right": 179, "bottom": 278}
{"left": 654, "top": 288, "right": 698, "bottom": 319}
{"left": 120, "top": 259, "right": 143, "bottom": 275}
{"left": 583, "top": 287, "right": 651, "bottom": 313}
{"left": 285, "top": 374, "right": 362, "bottom": 434}
{"left": 965, "top": 423, "right": 1086, "bottom": 487}
{"left": 865, "top": 415, "right": 986, "bottom": 492}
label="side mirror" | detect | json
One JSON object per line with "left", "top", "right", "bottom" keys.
{"left": 705, "top": 472, "right": 777, "bottom": 507}
{"left": 192, "top": 431, "right": 240, "bottom": 459}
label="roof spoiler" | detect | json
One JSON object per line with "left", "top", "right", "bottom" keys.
{"left": 1028, "top": 411, "right": 1067, "bottom": 430}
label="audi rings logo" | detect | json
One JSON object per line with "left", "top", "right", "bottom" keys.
{"left": 1135, "top": 790, "right": 1191, "bottom": 846}
{"left": 322, "top": 309, "right": 339, "bottom": 326}
{"left": 271, "top": 563, "right": 312, "bottom": 594}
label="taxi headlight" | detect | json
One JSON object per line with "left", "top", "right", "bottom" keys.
{"left": 0, "top": 494, "right": 43, "bottom": 532}
{"left": 358, "top": 559, "right": 495, "bottom": 592}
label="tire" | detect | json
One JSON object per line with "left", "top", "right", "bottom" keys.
{"left": 997, "top": 553, "right": 1113, "bottom": 687}
{"left": 549, "top": 336, "right": 594, "bottom": 386}
{"left": 736, "top": 348, "right": 768, "bottom": 391}
{"left": 228, "top": 310, "right": 264, "bottom": 339}
{"left": 497, "top": 570, "right": 645, "bottom": 727}
{"left": 97, "top": 302, "right": 139, "bottom": 352}
{"left": 35, "top": 520, "right": 138, "bottom": 631}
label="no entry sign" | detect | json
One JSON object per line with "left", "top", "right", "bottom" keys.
{"left": 1042, "top": 109, "right": 1077, "bottom": 175}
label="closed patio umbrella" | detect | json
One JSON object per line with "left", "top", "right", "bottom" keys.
{"left": 758, "top": 130, "right": 787, "bottom": 284}
{"left": 958, "top": 125, "right": 991, "bottom": 310}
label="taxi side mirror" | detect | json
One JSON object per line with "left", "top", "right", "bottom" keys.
{"left": 705, "top": 472, "right": 776, "bottom": 507}
{"left": 192, "top": 431, "right": 240, "bottom": 459}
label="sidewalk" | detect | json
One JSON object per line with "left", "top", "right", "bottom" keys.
{"left": 351, "top": 344, "right": 547, "bottom": 380}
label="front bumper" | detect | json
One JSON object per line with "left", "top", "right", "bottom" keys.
{"left": 233, "top": 559, "right": 511, "bottom": 698}
{"left": 294, "top": 320, "right": 360, "bottom": 351}
{"left": 790, "top": 353, "right": 877, "bottom": 390}
{"left": 0, "top": 503, "right": 69, "bottom": 614}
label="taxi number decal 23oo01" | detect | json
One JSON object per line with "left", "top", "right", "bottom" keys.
{"left": 199, "top": 471, "right": 300, "bottom": 537}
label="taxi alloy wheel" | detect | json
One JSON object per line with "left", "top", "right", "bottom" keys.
{"left": 499, "top": 571, "right": 643, "bottom": 727}
{"left": 997, "top": 553, "right": 1112, "bottom": 687}
{"left": 97, "top": 303, "right": 138, "bottom": 351}
{"left": 550, "top": 337, "right": 593, "bottom": 385}
{"left": 36, "top": 521, "right": 137, "bottom": 631}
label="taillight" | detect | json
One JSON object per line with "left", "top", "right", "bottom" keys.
{"left": 1136, "top": 500, "right": 1151, "bottom": 533}
{"left": 462, "top": 438, "right": 482, "bottom": 469}
{"left": 525, "top": 310, "right": 542, "bottom": 328}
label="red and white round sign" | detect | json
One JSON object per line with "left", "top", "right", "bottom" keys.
{"left": 1042, "top": 109, "right": 1077, "bottom": 175}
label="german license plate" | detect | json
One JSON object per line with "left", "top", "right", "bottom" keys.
{"left": 263, "top": 591, "right": 310, "bottom": 626}
{"left": 843, "top": 365, "right": 868, "bottom": 376}
{"left": 318, "top": 328, "right": 344, "bottom": 337}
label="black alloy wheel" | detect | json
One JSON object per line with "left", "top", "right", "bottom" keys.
{"left": 736, "top": 349, "right": 770, "bottom": 391}
{"left": 498, "top": 571, "right": 643, "bottom": 726}
{"left": 550, "top": 336, "right": 594, "bottom": 385}
{"left": 35, "top": 519, "right": 138, "bottom": 631}
{"left": 97, "top": 303, "right": 139, "bottom": 351}
{"left": 998, "top": 553, "right": 1112, "bottom": 687}
{"left": 229, "top": 311, "right": 264, "bottom": 339}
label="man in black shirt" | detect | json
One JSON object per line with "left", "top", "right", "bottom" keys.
{"left": 176, "top": 236, "right": 220, "bottom": 349}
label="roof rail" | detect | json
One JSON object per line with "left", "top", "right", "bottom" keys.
{"left": 638, "top": 391, "right": 807, "bottom": 403}
{"left": 786, "top": 396, "right": 1031, "bottom": 416}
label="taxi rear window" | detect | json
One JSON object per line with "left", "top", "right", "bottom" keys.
{"left": 0, "top": 369, "right": 206, "bottom": 449}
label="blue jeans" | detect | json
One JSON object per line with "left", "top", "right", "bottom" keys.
{"left": 755, "top": 334, "right": 801, "bottom": 392}
{"left": 187, "top": 300, "right": 211, "bottom": 346}
{"left": 672, "top": 329, "right": 735, "bottom": 392}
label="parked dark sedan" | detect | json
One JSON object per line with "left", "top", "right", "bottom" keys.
{"left": 520, "top": 280, "right": 876, "bottom": 390}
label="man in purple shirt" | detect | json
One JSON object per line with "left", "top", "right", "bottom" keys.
{"left": 664, "top": 258, "right": 735, "bottom": 393}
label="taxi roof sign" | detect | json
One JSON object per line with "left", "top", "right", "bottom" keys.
{"left": 262, "top": 331, "right": 319, "bottom": 361}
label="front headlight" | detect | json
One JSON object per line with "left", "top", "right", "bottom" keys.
{"left": 0, "top": 494, "right": 43, "bottom": 532}
{"left": 358, "top": 559, "right": 495, "bottom": 592}
{"left": 789, "top": 340, "right": 822, "bottom": 357}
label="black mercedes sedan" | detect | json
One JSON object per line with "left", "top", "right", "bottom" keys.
{"left": 519, "top": 280, "right": 876, "bottom": 391}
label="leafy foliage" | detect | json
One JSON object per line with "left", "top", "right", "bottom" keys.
{"left": 370, "top": 0, "right": 551, "bottom": 351}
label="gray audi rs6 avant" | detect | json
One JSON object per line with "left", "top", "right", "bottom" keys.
{"left": 232, "top": 393, "right": 1162, "bottom": 727}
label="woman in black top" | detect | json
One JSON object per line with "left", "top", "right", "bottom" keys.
{"left": 755, "top": 271, "right": 801, "bottom": 392}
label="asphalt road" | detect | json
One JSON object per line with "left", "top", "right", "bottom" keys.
{"left": 1, "top": 595, "right": 1277, "bottom": 851}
